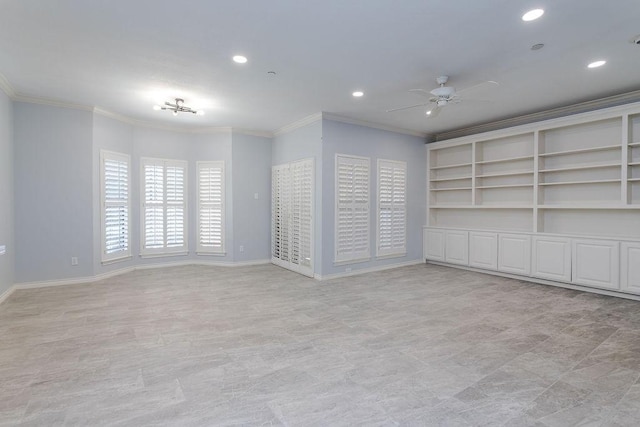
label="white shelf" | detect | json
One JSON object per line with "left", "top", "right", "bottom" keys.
{"left": 429, "top": 187, "right": 472, "bottom": 192}
{"left": 476, "top": 184, "right": 533, "bottom": 189}
{"left": 430, "top": 176, "right": 472, "bottom": 183}
{"left": 539, "top": 144, "right": 621, "bottom": 158}
{"left": 475, "top": 155, "right": 534, "bottom": 165}
{"left": 539, "top": 179, "right": 621, "bottom": 187}
{"left": 629, "top": 178, "right": 640, "bottom": 182}
{"left": 628, "top": 162, "right": 640, "bottom": 166}
{"left": 539, "top": 163, "right": 621, "bottom": 173}
{"left": 476, "top": 170, "right": 533, "bottom": 178}
{"left": 538, "top": 204, "right": 640, "bottom": 210}
{"left": 430, "top": 162, "right": 472, "bottom": 170}
{"left": 629, "top": 142, "right": 640, "bottom": 147}
{"left": 430, "top": 205, "right": 532, "bottom": 209}
{"left": 429, "top": 142, "right": 472, "bottom": 152}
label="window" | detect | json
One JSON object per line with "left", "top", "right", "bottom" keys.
{"left": 377, "top": 159, "right": 407, "bottom": 258}
{"left": 335, "top": 154, "right": 370, "bottom": 264}
{"left": 197, "top": 161, "right": 225, "bottom": 254}
{"left": 141, "top": 158, "right": 187, "bottom": 256}
{"left": 100, "top": 150, "right": 131, "bottom": 263}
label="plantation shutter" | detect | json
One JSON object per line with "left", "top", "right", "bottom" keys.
{"left": 141, "top": 158, "right": 187, "bottom": 255}
{"left": 101, "top": 151, "right": 130, "bottom": 262}
{"left": 197, "top": 161, "right": 225, "bottom": 254}
{"left": 377, "top": 159, "right": 407, "bottom": 257}
{"left": 271, "top": 159, "right": 314, "bottom": 277}
{"left": 335, "top": 154, "right": 370, "bottom": 263}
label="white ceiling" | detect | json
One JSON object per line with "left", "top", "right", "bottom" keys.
{"left": 1, "top": 0, "right": 640, "bottom": 136}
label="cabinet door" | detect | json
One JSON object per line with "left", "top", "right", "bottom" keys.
{"left": 621, "top": 242, "right": 640, "bottom": 294}
{"left": 469, "top": 232, "right": 498, "bottom": 270}
{"left": 445, "top": 230, "right": 469, "bottom": 266}
{"left": 532, "top": 236, "right": 571, "bottom": 282}
{"left": 424, "top": 228, "right": 445, "bottom": 262}
{"left": 498, "top": 233, "right": 531, "bottom": 275}
{"left": 572, "top": 239, "right": 619, "bottom": 290}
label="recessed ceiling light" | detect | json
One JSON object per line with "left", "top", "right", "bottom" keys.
{"left": 531, "top": 43, "right": 545, "bottom": 51}
{"left": 587, "top": 60, "right": 606, "bottom": 68}
{"left": 352, "top": 91, "right": 364, "bottom": 97}
{"left": 522, "top": 9, "right": 544, "bottom": 21}
{"left": 233, "top": 55, "right": 248, "bottom": 64}
{"left": 426, "top": 110, "right": 432, "bottom": 116}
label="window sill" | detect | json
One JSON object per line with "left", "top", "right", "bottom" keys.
{"left": 101, "top": 255, "right": 132, "bottom": 266}
{"left": 196, "top": 252, "right": 226, "bottom": 256}
{"left": 333, "top": 257, "right": 371, "bottom": 267}
{"left": 376, "top": 252, "right": 407, "bottom": 260}
{"left": 139, "top": 251, "right": 189, "bottom": 259}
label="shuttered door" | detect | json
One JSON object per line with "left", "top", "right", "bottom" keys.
{"left": 271, "top": 159, "right": 314, "bottom": 277}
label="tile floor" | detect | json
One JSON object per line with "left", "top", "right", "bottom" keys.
{"left": 1, "top": 263, "right": 640, "bottom": 426}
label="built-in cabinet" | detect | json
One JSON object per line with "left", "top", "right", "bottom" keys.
{"left": 469, "top": 232, "right": 498, "bottom": 270}
{"left": 531, "top": 236, "right": 571, "bottom": 282}
{"left": 425, "top": 103, "right": 640, "bottom": 298}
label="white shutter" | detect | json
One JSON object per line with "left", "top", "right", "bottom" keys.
{"left": 197, "top": 161, "right": 225, "bottom": 254}
{"left": 100, "top": 150, "right": 130, "bottom": 262}
{"left": 141, "top": 158, "right": 187, "bottom": 255}
{"left": 377, "top": 159, "right": 407, "bottom": 257}
{"left": 335, "top": 154, "right": 370, "bottom": 264}
{"left": 271, "top": 159, "right": 314, "bottom": 277}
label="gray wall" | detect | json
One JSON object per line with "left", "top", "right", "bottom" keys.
{"left": 0, "top": 89, "right": 13, "bottom": 294}
{"left": 321, "top": 119, "right": 426, "bottom": 277}
{"left": 272, "top": 120, "right": 323, "bottom": 274}
{"left": 14, "top": 103, "right": 94, "bottom": 282}
{"left": 232, "top": 132, "right": 272, "bottom": 262}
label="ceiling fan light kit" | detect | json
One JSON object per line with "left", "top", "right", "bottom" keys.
{"left": 154, "top": 98, "right": 203, "bottom": 116}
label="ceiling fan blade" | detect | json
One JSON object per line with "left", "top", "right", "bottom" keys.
{"left": 457, "top": 80, "right": 499, "bottom": 95}
{"left": 386, "top": 103, "right": 428, "bottom": 113}
{"left": 408, "top": 89, "right": 432, "bottom": 98}
{"left": 426, "top": 106, "right": 442, "bottom": 118}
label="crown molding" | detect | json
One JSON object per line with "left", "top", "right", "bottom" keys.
{"left": 435, "top": 89, "right": 640, "bottom": 141}
{"left": 322, "top": 113, "right": 429, "bottom": 138}
{"left": 229, "top": 128, "right": 273, "bottom": 138}
{"left": 273, "top": 113, "right": 322, "bottom": 136}
{"left": 13, "top": 93, "right": 94, "bottom": 112}
{"left": 0, "top": 72, "right": 15, "bottom": 98}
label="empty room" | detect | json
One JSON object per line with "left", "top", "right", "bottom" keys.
{"left": 2, "top": 1, "right": 640, "bottom": 425}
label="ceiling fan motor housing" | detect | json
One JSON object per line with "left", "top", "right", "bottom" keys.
{"left": 430, "top": 86, "right": 456, "bottom": 98}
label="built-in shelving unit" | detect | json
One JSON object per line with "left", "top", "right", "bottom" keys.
{"left": 425, "top": 104, "right": 640, "bottom": 299}
{"left": 427, "top": 104, "right": 640, "bottom": 239}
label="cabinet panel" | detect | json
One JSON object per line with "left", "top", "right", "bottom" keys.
{"left": 424, "top": 228, "right": 445, "bottom": 262}
{"left": 621, "top": 242, "right": 640, "bottom": 294}
{"left": 498, "top": 234, "right": 531, "bottom": 275}
{"left": 469, "top": 232, "right": 498, "bottom": 270}
{"left": 572, "top": 239, "right": 619, "bottom": 289}
{"left": 532, "top": 236, "right": 571, "bottom": 282}
{"left": 445, "top": 230, "right": 469, "bottom": 266}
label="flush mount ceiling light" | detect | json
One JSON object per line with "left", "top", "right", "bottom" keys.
{"left": 153, "top": 98, "right": 204, "bottom": 116}
{"left": 352, "top": 91, "right": 364, "bottom": 97}
{"left": 587, "top": 60, "right": 607, "bottom": 68}
{"left": 522, "top": 9, "right": 544, "bottom": 21}
{"left": 233, "top": 55, "right": 248, "bottom": 64}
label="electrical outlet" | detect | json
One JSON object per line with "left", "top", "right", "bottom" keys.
{"left": 0, "top": 245, "right": 6, "bottom": 255}
{"left": 239, "top": 245, "right": 244, "bottom": 253}
{"left": 71, "top": 257, "right": 78, "bottom": 266}
{"left": 254, "top": 193, "right": 259, "bottom": 199}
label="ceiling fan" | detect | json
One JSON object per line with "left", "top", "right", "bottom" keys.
{"left": 387, "top": 76, "right": 498, "bottom": 118}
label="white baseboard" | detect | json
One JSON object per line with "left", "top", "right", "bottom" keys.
{"left": 0, "top": 285, "right": 16, "bottom": 305}
{"left": 427, "top": 261, "right": 640, "bottom": 302}
{"left": 314, "top": 260, "right": 423, "bottom": 281}
{"left": 8, "top": 259, "right": 272, "bottom": 295}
